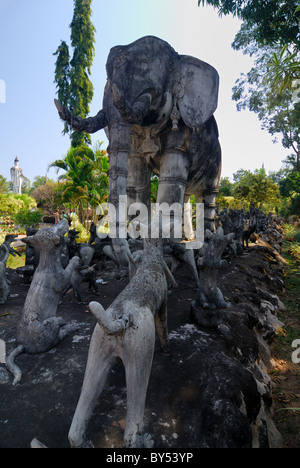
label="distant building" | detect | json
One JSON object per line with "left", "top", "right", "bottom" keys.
{"left": 10, "top": 157, "right": 25, "bottom": 194}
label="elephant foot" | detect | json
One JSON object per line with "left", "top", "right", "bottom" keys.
{"left": 190, "top": 301, "right": 221, "bottom": 329}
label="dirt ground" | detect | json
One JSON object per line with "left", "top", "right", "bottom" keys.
{"left": 0, "top": 237, "right": 299, "bottom": 449}
{"left": 0, "top": 260, "right": 204, "bottom": 448}
{"left": 271, "top": 284, "right": 300, "bottom": 448}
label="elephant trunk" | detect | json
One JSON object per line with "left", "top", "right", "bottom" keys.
{"left": 111, "top": 84, "right": 152, "bottom": 124}
{"left": 54, "top": 99, "right": 107, "bottom": 133}
{"left": 108, "top": 122, "right": 132, "bottom": 267}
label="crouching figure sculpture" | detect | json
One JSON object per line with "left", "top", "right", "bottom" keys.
{"left": 68, "top": 231, "right": 177, "bottom": 448}
{"left": 6, "top": 220, "right": 80, "bottom": 385}
{"left": 191, "top": 227, "right": 234, "bottom": 327}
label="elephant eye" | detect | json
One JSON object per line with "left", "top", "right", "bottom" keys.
{"left": 115, "top": 57, "right": 127, "bottom": 71}
{"left": 138, "top": 59, "right": 149, "bottom": 72}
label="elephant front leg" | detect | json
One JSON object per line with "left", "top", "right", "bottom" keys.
{"left": 108, "top": 122, "right": 131, "bottom": 267}
{"left": 127, "top": 152, "right": 152, "bottom": 217}
{"left": 156, "top": 150, "right": 189, "bottom": 239}
{"left": 198, "top": 188, "right": 218, "bottom": 233}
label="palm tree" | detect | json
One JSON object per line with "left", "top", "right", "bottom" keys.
{"left": 269, "top": 4, "right": 300, "bottom": 94}
{"left": 50, "top": 142, "right": 109, "bottom": 227}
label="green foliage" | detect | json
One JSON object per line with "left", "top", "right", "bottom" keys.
{"left": 290, "top": 242, "right": 300, "bottom": 262}
{"left": 13, "top": 209, "right": 43, "bottom": 229}
{"left": 50, "top": 142, "right": 109, "bottom": 226}
{"left": 53, "top": 41, "right": 70, "bottom": 106}
{"left": 32, "top": 180, "right": 64, "bottom": 214}
{"left": 6, "top": 254, "right": 25, "bottom": 270}
{"left": 199, "top": 1, "right": 300, "bottom": 48}
{"left": 271, "top": 45, "right": 300, "bottom": 94}
{"left": 279, "top": 171, "right": 300, "bottom": 198}
{"left": 200, "top": 0, "right": 300, "bottom": 173}
{"left": 151, "top": 175, "right": 159, "bottom": 203}
{"left": 70, "top": 214, "right": 90, "bottom": 243}
{"left": 231, "top": 30, "right": 299, "bottom": 158}
{"left": 216, "top": 195, "right": 245, "bottom": 210}
{"left": 283, "top": 223, "right": 298, "bottom": 240}
{"left": 0, "top": 175, "right": 9, "bottom": 194}
{"left": 283, "top": 222, "right": 300, "bottom": 263}
{"left": 0, "top": 193, "right": 36, "bottom": 217}
{"left": 54, "top": 0, "right": 96, "bottom": 147}
{"left": 232, "top": 168, "right": 280, "bottom": 209}
{"left": 218, "top": 177, "right": 234, "bottom": 196}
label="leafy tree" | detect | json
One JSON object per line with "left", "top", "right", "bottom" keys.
{"left": 270, "top": 45, "right": 300, "bottom": 94}
{"left": 279, "top": 170, "right": 300, "bottom": 198}
{"left": 50, "top": 142, "right": 109, "bottom": 226}
{"left": 232, "top": 23, "right": 299, "bottom": 152}
{"left": 200, "top": 1, "right": 300, "bottom": 164}
{"left": 0, "top": 175, "right": 9, "bottom": 193}
{"left": 218, "top": 177, "right": 234, "bottom": 196}
{"left": 199, "top": 0, "right": 300, "bottom": 48}
{"left": 0, "top": 194, "right": 36, "bottom": 217}
{"left": 32, "top": 180, "right": 64, "bottom": 214}
{"left": 54, "top": 0, "right": 96, "bottom": 147}
{"left": 232, "top": 168, "right": 280, "bottom": 208}
{"left": 13, "top": 209, "right": 43, "bottom": 229}
{"left": 53, "top": 41, "right": 70, "bottom": 136}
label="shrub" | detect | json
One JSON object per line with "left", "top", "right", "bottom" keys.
{"left": 13, "top": 209, "right": 43, "bottom": 229}
{"left": 70, "top": 214, "right": 90, "bottom": 243}
{"left": 289, "top": 243, "right": 300, "bottom": 263}
{"left": 283, "top": 223, "right": 298, "bottom": 241}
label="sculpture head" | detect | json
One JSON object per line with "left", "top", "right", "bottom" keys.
{"left": 106, "top": 36, "right": 177, "bottom": 125}
{"left": 198, "top": 227, "right": 235, "bottom": 269}
{"left": 106, "top": 35, "right": 219, "bottom": 128}
{"left": 22, "top": 220, "right": 69, "bottom": 250}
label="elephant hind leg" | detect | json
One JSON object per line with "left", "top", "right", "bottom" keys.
{"left": 155, "top": 302, "right": 170, "bottom": 354}
{"left": 202, "top": 188, "right": 219, "bottom": 232}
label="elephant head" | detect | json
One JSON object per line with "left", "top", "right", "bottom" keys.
{"left": 105, "top": 36, "right": 178, "bottom": 126}
{"left": 54, "top": 36, "right": 220, "bottom": 266}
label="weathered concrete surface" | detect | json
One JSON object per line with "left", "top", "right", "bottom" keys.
{"left": 0, "top": 228, "right": 285, "bottom": 448}
{"left": 55, "top": 35, "right": 222, "bottom": 265}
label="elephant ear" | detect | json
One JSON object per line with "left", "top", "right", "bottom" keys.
{"left": 176, "top": 56, "right": 219, "bottom": 128}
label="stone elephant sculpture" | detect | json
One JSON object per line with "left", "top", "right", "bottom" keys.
{"left": 55, "top": 35, "right": 222, "bottom": 266}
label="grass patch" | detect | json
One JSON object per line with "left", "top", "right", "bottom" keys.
{"left": 272, "top": 233, "right": 300, "bottom": 361}
{"left": 6, "top": 253, "right": 25, "bottom": 270}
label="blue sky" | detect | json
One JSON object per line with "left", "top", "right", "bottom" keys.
{"left": 0, "top": 0, "right": 289, "bottom": 184}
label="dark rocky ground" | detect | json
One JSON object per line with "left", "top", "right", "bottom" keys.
{"left": 0, "top": 228, "right": 292, "bottom": 448}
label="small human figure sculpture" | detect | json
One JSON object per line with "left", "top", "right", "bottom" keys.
{"left": 10, "top": 157, "right": 24, "bottom": 194}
